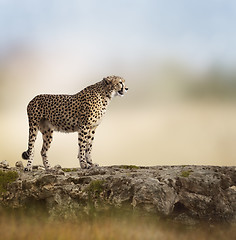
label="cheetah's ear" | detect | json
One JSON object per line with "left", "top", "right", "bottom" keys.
{"left": 103, "top": 77, "right": 112, "bottom": 85}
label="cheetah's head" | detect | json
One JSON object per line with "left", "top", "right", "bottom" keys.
{"left": 103, "top": 75, "right": 128, "bottom": 97}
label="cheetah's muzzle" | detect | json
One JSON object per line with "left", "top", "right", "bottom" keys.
{"left": 118, "top": 87, "right": 128, "bottom": 96}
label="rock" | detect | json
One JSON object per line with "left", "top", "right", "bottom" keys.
{"left": 132, "top": 177, "right": 177, "bottom": 215}
{"left": 15, "top": 161, "right": 24, "bottom": 170}
{"left": 54, "top": 164, "right": 62, "bottom": 170}
{"left": 0, "top": 160, "right": 9, "bottom": 169}
{"left": 1, "top": 165, "right": 235, "bottom": 225}
{"left": 32, "top": 165, "right": 45, "bottom": 170}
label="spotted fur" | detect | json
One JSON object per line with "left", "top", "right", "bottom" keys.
{"left": 22, "top": 76, "right": 128, "bottom": 171}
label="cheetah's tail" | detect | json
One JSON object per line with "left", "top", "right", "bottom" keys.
{"left": 22, "top": 151, "right": 30, "bottom": 160}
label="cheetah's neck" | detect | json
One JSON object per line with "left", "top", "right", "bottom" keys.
{"left": 96, "top": 80, "right": 116, "bottom": 101}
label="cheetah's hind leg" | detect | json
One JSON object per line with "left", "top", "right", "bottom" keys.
{"left": 22, "top": 124, "right": 39, "bottom": 171}
{"left": 39, "top": 120, "right": 54, "bottom": 170}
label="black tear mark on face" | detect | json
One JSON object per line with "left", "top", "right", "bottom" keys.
{"left": 117, "top": 81, "right": 124, "bottom": 95}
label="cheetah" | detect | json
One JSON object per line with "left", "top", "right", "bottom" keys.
{"left": 22, "top": 76, "right": 128, "bottom": 171}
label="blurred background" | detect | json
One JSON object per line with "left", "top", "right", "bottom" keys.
{"left": 0, "top": 0, "right": 236, "bottom": 167}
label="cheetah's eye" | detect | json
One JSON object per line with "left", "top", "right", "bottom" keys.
{"left": 119, "top": 81, "right": 123, "bottom": 85}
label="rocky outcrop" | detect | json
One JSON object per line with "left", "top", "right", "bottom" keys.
{"left": 0, "top": 160, "right": 10, "bottom": 169}
{"left": 0, "top": 162, "right": 235, "bottom": 225}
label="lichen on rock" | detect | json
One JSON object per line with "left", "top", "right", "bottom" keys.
{"left": 0, "top": 164, "right": 235, "bottom": 225}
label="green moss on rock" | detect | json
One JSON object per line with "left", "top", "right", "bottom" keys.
{"left": 86, "top": 180, "right": 105, "bottom": 198}
{"left": 0, "top": 170, "right": 18, "bottom": 193}
{"left": 62, "top": 168, "right": 78, "bottom": 172}
{"left": 180, "top": 170, "right": 192, "bottom": 178}
{"left": 119, "top": 165, "right": 139, "bottom": 170}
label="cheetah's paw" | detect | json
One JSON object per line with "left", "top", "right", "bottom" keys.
{"left": 87, "top": 163, "right": 99, "bottom": 169}
{"left": 24, "top": 166, "right": 32, "bottom": 172}
{"left": 80, "top": 161, "right": 89, "bottom": 169}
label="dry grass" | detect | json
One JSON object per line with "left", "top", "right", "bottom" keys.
{"left": 0, "top": 212, "right": 235, "bottom": 240}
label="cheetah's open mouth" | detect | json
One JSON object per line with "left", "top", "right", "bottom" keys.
{"left": 118, "top": 90, "right": 124, "bottom": 96}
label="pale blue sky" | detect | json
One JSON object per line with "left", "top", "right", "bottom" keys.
{"left": 0, "top": 0, "right": 236, "bottom": 68}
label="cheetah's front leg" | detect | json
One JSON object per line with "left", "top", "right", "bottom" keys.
{"left": 78, "top": 128, "right": 98, "bottom": 169}
{"left": 85, "top": 127, "right": 98, "bottom": 167}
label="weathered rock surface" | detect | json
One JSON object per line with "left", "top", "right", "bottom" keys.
{"left": 0, "top": 160, "right": 10, "bottom": 169}
{"left": 1, "top": 163, "right": 235, "bottom": 225}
